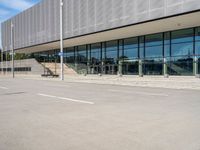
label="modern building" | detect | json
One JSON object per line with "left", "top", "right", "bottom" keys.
{"left": 1, "top": 0, "right": 200, "bottom": 76}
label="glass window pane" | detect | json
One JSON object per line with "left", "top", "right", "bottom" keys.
{"left": 124, "top": 37, "right": 138, "bottom": 60}
{"left": 119, "top": 40, "right": 123, "bottom": 60}
{"left": 122, "top": 61, "right": 139, "bottom": 75}
{"left": 164, "top": 32, "right": 170, "bottom": 57}
{"left": 143, "top": 58, "right": 163, "bottom": 75}
{"left": 171, "top": 28, "right": 193, "bottom": 43}
{"left": 195, "top": 27, "right": 200, "bottom": 56}
{"left": 102, "top": 43, "right": 106, "bottom": 61}
{"left": 164, "top": 32, "right": 170, "bottom": 45}
{"left": 145, "top": 33, "right": 163, "bottom": 46}
{"left": 77, "top": 45, "right": 87, "bottom": 63}
{"left": 168, "top": 57, "right": 193, "bottom": 76}
{"left": 164, "top": 44, "right": 170, "bottom": 57}
{"left": 195, "top": 27, "right": 200, "bottom": 41}
{"left": 106, "top": 40, "right": 118, "bottom": 64}
{"left": 171, "top": 28, "right": 194, "bottom": 57}
{"left": 139, "top": 36, "right": 144, "bottom": 59}
{"left": 145, "top": 45, "right": 163, "bottom": 58}
{"left": 145, "top": 33, "right": 163, "bottom": 58}
{"left": 196, "top": 42, "right": 200, "bottom": 56}
{"left": 66, "top": 47, "right": 75, "bottom": 63}
{"left": 91, "top": 43, "right": 101, "bottom": 65}
{"left": 171, "top": 42, "right": 193, "bottom": 56}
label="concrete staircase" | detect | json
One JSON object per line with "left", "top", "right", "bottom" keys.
{"left": 41, "top": 63, "right": 77, "bottom": 75}
{"left": 170, "top": 63, "right": 191, "bottom": 75}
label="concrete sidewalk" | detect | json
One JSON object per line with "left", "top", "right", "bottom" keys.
{"left": 63, "top": 75, "right": 200, "bottom": 90}
{"left": 1, "top": 74, "right": 200, "bottom": 90}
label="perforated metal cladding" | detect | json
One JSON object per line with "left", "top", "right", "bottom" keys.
{"left": 1, "top": 0, "right": 200, "bottom": 51}
{"left": 62, "top": 0, "right": 200, "bottom": 40}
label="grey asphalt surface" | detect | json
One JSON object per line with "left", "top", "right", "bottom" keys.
{"left": 0, "top": 77, "right": 200, "bottom": 150}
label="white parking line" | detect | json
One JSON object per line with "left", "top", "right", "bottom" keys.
{"left": 108, "top": 89, "right": 168, "bottom": 97}
{"left": 0, "top": 86, "right": 8, "bottom": 90}
{"left": 37, "top": 93, "right": 94, "bottom": 105}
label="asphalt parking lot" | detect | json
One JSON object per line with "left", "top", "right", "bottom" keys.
{"left": 0, "top": 77, "right": 200, "bottom": 150}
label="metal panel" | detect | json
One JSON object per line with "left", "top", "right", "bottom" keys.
{"left": 1, "top": 0, "right": 200, "bottom": 51}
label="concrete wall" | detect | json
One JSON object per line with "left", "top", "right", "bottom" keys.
{"left": 0, "top": 59, "right": 44, "bottom": 75}
{"left": 1, "top": 0, "right": 200, "bottom": 51}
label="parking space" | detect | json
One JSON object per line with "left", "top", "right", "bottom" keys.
{"left": 0, "top": 77, "right": 200, "bottom": 150}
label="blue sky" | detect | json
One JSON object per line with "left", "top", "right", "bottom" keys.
{"left": 0, "top": 0, "right": 40, "bottom": 48}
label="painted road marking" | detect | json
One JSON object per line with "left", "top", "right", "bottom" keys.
{"left": 0, "top": 86, "right": 8, "bottom": 90}
{"left": 37, "top": 93, "right": 94, "bottom": 105}
{"left": 108, "top": 89, "right": 168, "bottom": 97}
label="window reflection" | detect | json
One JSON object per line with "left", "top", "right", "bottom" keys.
{"left": 171, "top": 29, "right": 194, "bottom": 57}
{"left": 91, "top": 43, "right": 101, "bottom": 65}
{"left": 31, "top": 26, "right": 200, "bottom": 76}
{"left": 123, "top": 38, "right": 139, "bottom": 75}
{"left": 164, "top": 32, "right": 170, "bottom": 57}
{"left": 195, "top": 27, "right": 200, "bottom": 55}
{"left": 124, "top": 37, "right": 138, "bottom": 60}
{"left": 168, "top": 56, "right": 193, "bottom": 76}
{"left": 139, "top": 36, "right": 145, "bottom": 59}
{"left": 65, "top": 47, "right": 75, "bottom": 63}
{"left": 145, "top": 33, "right": 163, "bottom": 58}
{"left": 105, "top": 41, "right": 118, "bottom": 65}
{"left": 77, "top": 45, "right": 87, "bottom": 64}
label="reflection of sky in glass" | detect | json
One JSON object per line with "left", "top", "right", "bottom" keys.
{"left": 196, "top": 42, "right": 200, "bottom": 55}
{"left": 106, "top": 41, "right": 118, "bottom": 60}
{"left": 77, "top": 46, "right": 87, "bottom": 58}
{"left": 124, "top": 39, "right": 138, "bottom": 59}
{"left": 172, "top": 42, "right": 193, "bottom": 56}
{"left": 91, "top": 44, "right": 101, "bottom": 62}
{"left": 145, "top": 46, "right": 163, "bottom": 58}
{"left": 124, "top": 48, "right": 138, "bottom": 60}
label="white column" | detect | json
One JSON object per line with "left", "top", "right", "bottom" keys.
{"left": 194, "top": 56, "right": 198, "bottom": 76}
{"left": 163, "top": 57, "right": 168, "bottom": 78}
{"left": 139, "top": 59, "right": 143, "bottom": 77}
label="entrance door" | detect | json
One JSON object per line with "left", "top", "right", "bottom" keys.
{"left": 105, "top": 65, "right": 118, "bottom": 75}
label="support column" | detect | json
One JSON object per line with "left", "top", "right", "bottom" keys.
{"left": 194, "top": 56, "right": 198, "bottom": 77}
{"left": 163, "top": 57, "right": 168, "bottom": 78}
{"left": 118, "top": 60, "right": 122, "bottom": 76}
{"left": 75, "top": 63, "right": 78, "bottom": 72}
{"left": 139, "top": 59, "right": 143, "bottom": 77}
{"left": 87, "top": 62, "right": 90, "bottom": 74}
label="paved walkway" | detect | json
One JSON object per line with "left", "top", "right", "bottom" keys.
{"left": 1, "top": 74, "right": 200, "bottom": 90}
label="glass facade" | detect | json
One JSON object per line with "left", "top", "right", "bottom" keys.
{"left": 64, "top": 47, "right": 74, "bottom": 63}
{"left": 105, "top": 41, "right": 118, "bottom": 74}
{"left": 169, "top": 28, "right": 194, "bottom": 75}
{"left": 33, "top": 26, "right": 200, "bottom": 76}
{"left": 144, "top": 33, "right": 163, "bottom": 75}
{"left": 90, "top": 43, "right": 102, "bottom": 74}
{"left": 123, "top": 38, "right": 139, "bottom": 75}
